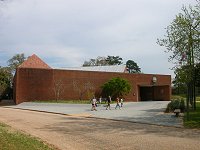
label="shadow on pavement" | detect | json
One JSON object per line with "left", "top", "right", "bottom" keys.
{"left": 0, "top": 100, "right": 15, "bottom": 106}
{"left": 40, "top": 115, "right": 200, "bottom": 140}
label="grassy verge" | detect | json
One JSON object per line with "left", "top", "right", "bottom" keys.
{"left": 0, "top": 122, "right": 54, "bottom": 150}
{"left": 32, "top": 100, "right": 115, "bottom": 104}
{"left": 184, "top": 102, "right": 200, "bottom": 128}
{"left": 32, "top": 100, "right": 91, "bottom": 104}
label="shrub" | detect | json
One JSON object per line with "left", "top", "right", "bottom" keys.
{"left": 180, "top": 99, "right": 185, "bottom": 112}
{"left": 165, "top": 99, "right": 185, "bottom": 113}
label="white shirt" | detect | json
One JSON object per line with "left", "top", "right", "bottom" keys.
{"left": 92, "top": 98, "right": 96, "bottom": 104}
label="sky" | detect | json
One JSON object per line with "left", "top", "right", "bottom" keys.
{"left": 0, "top": 0, "right": 198, "bottom": 77}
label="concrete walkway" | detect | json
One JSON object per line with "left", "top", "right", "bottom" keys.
{"left": 5, "top": 101, "right": 183, "bottom": 127}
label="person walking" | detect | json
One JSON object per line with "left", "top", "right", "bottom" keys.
{"left": 115, "top": 97, "right": 121, "bottom": 110}
{"left": 106, "top": 96, "right": 111, "bottom": 110}
{"left": 120, "top": 98, "right": 124, "bottom": 107}
{"left": 91, "top": 97, "right": 97, "bottom": 111}
{"left": 99, "top": 96, "right": 102, "bottom": 105}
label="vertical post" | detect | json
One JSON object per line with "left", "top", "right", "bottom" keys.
{"left": 186, "top": 83, "right": 190, "bottom": 120}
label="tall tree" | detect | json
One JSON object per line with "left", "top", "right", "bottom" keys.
{"left": 0, "top": 54, "right": 26, "bottom": 99}
{"left": 0, "top": 67, "right": 12, "bottom": 99}
{"left": 157, "top": 3, "right": 200, "bottom": 66}
{"left": 195, "top": 63, "right": 200, "bottom": 87}
{"left": 126, "top": 60, "right": 141, "bottom": 73}
{"left": 8, "top": 53, "right": 26, "bottom": 74}
{"left": 172, "top": 65, "right": 189, "bottom": 95}
{"left": 157, "top": 2, "right": 200, "bottom": 116}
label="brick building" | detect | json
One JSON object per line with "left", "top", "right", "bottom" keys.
{"left": 14, "top": 54, "right": 171, "bottom": 104}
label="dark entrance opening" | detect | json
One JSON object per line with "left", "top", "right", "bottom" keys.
{"left": 140, "top": 86, "right": 154, "bottom": 101}
{"left": 139, "top": 85, "right": 169, "bottom": 101}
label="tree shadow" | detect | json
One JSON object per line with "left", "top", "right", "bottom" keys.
{"left": 37, "top": 115, "right": 200, "bottom": 140}
{"left": 0, "top": 99, "right": 15, "bottom": 106}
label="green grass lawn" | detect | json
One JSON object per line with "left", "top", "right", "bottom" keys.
{"left": 196, "top": 96, "right": 200, "bottom": 101}
{"left": 184, "top": 101, "right": 200, "bottom": 128}
{"left": 171, "top": 95, "right": 186, "bottom": 100}
{"left": 171, "top": 95, "right": 200, "bottom": 101}
{"left": 0, "top": 122, "right": 54, "bottom": 150}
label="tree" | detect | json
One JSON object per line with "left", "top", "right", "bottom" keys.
{"left": 83, "top": 56, "right": 108, "bottom": 66}
{"left": 0, "top": 67, "right": 12, "bottom": 99}
{"left": 157, "top": 2, "right": 200, "bottom": 116}
{"left": 172, "top": 65, "right": 189, "bottom": 95}
{"left": 126, "top": 60, "right": 141, "bottom": 73}
{"left": 157, "top": 3, "right": 200, "bottom": 66}
{"left": 106, "top": 56, "right": 123, "bottom": 65}
{"left": 72, "top": 80, "right": 95, "bottom": 100}
{"left": 0, "top": 54, "right": 26, "bottom": 100}
{"left": 101, "top": 77, "right": 131, "bottom": 99}
{"left": 8, "top": 53, "right": 26, "bottom": 96}
{"left": 82, "top": 55, "right": 123, "bottom": 66}
{"left": 53, "top": 78, "right": 66, "bottom": 101}
{"left": 8, "top": 53, "right": 26, "bottom": 74}
{"left": 1, "top": 54, "right": 26, "bottom": 99}
{"left": 195, "top": 63, "right": 200, "bottom": 87}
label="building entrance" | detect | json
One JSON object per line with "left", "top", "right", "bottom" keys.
{"left": 139, "top": 85, "right": 169, "bottom": 101}
{"left": 139, "top": 86, "right": 154, "bottom": 101}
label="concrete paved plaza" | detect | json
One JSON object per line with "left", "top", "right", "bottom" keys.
{"left": 6, "top": 101, "right": 183, "bottom": 127}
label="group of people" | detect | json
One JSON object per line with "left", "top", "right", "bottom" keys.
{"left": 91, "top": 96, "right": 124, "bottom": 111}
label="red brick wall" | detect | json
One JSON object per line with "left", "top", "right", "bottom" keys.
{"left": 15, "top": 68, "right": 54, "bottom": 104}
{"left": 14, "top": 68, "right": 171, "bottom": 104}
